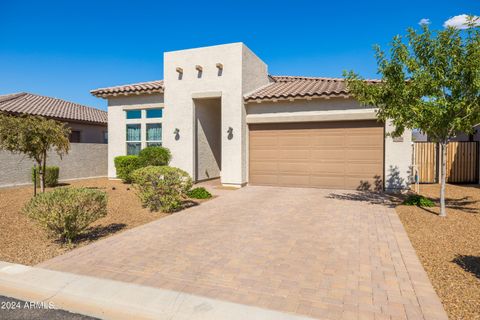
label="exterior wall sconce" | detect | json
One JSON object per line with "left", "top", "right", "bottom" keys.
{"left": 227, "top": 126, "right": 233, "bottom": 140}
{"left": 174, "top": 128, "right": 180, "bottom": 141}
{"left": 176, "top": 67, "right": 183, "bottom": 74}
{"left": 216, "top": 63, "right": 223, "bottom": 70}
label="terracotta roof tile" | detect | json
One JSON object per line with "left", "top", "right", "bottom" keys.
{"left": 0, "top": 92, "right": 107, "bottom": 124}
{"left": 245, "top": 76, "right": 380, "bottom": 102}
{"left": 91, "top": 80, "right": 164, "bottom": 98}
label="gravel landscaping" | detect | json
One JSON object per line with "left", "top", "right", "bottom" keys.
{"left": 396, "top": 184, "right": 480, "bottom": 320}
{"left": 0, "top": 178, "right": 211, "bottom": 266}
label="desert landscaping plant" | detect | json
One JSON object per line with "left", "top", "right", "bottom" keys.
{"left": 187, "top": 187, "right": 212, "bottom": 199}
{"left": 138, "top": 146, "right": 171, "bottom": 167}
{"left": 131, "top": 166, "right": 192, "bottom": 212}
{"left": 114, "top": 155, "right": 141, "bottom": 183}
{"left": 403, "top": 194, "right": 435, "bottom": 207}
{"left": 345, "top": 17, "right": 480, "bottom": 217}
{"left": 23, "top": 187, "right": 107, "bottom": 243}
{"left": 0, "top": 113, "right": 70, "bottom": 193}
{"left": 32, "top": 166, "right": 59, "bottom": 187}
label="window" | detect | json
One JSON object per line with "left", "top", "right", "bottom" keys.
{"left": 69, "top": 130, "right": 81, "bottom": 143}
{"left": 126, "top": 110, "right": 141, "bottom": 119}
{"left": 126, "top": 124, "right": 141, "bottom": 155}
{"left": 103, "top": 131, "right": 108, "bottom": 144}
{"left": 146, "top": 123, "right": 162, "bottom": 147}
{"left": 146, "top": 108, "right": 163, "bottom": 118}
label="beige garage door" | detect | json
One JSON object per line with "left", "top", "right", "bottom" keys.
{"left": 249, "top": 120, "right": 384, "bottom": 190}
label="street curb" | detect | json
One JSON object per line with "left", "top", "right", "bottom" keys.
{"left": 0, "top": 261, "right": 313, "bottom": 320}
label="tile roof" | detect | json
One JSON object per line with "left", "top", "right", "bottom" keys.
{"left": 245, "top": 76, "right": 380, "bottom": 102}
{"left": 0, "top": 92, "right": 107, "bottom": 124}
{"left": 91, "top": 80, "right": 164, "bottom": 98}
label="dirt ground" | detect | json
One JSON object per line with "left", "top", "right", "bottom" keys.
{"left": 396, "top": 184, "right": 480, "bottom": 320}
{"left": 0, "top": 178, "right": 209, "bottom": 266}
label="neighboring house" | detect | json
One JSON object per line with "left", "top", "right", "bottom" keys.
{"left": 413, "top": 127, "right": 480, "bottom": 142}
{"left": 0, "top": 92, "right": 107, "bottom": 143}
{"left": 91, "top": 43, "right": 412, "bottom": 191}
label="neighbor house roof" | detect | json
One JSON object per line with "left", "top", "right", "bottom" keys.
{"left": 245, "top": 76, "right": 380, "bottom": 102}
{"left": 0, "top": 92, "right": 107, "bottom": 124}
{"left": 91, "top": 80, "right": 164, "bottom": 98}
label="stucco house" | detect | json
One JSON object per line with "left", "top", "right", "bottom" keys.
{"left": 91, "top": 43, "right": 412, "bottom": 191}
{"left": 0, "top": 92, "right": 107, "bottom": 143}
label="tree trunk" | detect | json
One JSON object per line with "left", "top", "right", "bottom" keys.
{"left": 439, "top": 141, "right": 447, "bottom": 217}
{"left": 40, "top": 152, "right": 46, "bottom": 193}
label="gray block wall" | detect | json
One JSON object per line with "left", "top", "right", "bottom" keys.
{"left": 0, "top": 143, "right": 107, "bottom": 188}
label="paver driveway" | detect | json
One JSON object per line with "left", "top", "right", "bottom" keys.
{"left": 39, "top": 186, "right": 447, "bottom": 320}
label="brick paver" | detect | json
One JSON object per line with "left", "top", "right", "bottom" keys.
{"left": 39, "top": 186, "right": 448, "bottom": 320}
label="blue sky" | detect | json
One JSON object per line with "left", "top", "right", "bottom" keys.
{"left": 0, "top": 0, "right": 478, "bottom": 110}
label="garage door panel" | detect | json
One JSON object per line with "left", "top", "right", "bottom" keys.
{"left": 278, "top": 174, "right": 310, "bottom": 186}
{"left": 310, "top": 149, "right": 345, "bottom": 160}
{"left": 278, "top": 162, "right": 310, "bottom": 173}
{"left": 250, "top": 136, "right": 278, "bottom": 147}
{"left": 249, "top": 121, "right": 384, "bottom": 190}
{"left": 277, "top": 149, "right": 310, "bottom": 160}
{"left": 310, "top": 135, "right": 346, "bottom": 146}
{"left": 310, "top": 175, "right": 346, "bottom": 189}
{"left": 250, "top": 161, "right": 278, "bottom": 174}
{"left": 346, "top": 135, "right": 383, "bottom": 147}
{"left": 310, "top": 162, "right": 346, "bottom": 174}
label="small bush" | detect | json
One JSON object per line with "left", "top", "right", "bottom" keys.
{"left": 187, "top": 187, "right": 212, "bottom": 199}
{"left": 23, "top": 187, "right": 107, "bottom": 243}
{"left": 114, "top": 155, "right": 141, "bottom": 183}
{"left": 403, "top": 194, "right": 435, "bottom": 207}
{"left": 131, "top": 166, "right": 192, "bottom": 212}
{"left": 32, "top": 166, "right": 59, "bottom": 187}
{"left": 138, "top": 146, "right": 171, "bottom": 167}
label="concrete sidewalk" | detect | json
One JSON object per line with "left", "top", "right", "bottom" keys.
{"left": 0, "top": 261, "right": 314, "bottom": 320}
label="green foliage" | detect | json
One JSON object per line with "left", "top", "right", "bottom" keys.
{"left": 344, "top": 22, "right": 480, "bottom": 141}
{"left": 114, "top": 155, "right": 141, "bottom": 183}
{"left": 187, "top": 187, "right": 212, "bottom": 199}
{"left": 0, "top": 113, "right": 70, "bottom": 192}
{"left": 131, "top": 166, "right": 193, "bottom": 212}
{"left": 32, "top": 166, "right": 59, "bottom": 187}
{"left": 23, "top": 187, "right": 107, "bottom": 243}
{"left": 345, "top": 20, "right": 480, "bottom": 217}
{"left": 403, "top": 194, "right": 435, "bottom": 207}
{"left": 138, "top": 146, "right": 171, "bottom": 167}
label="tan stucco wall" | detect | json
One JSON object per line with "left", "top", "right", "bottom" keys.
{"left": 0, "top": 143, "right": 107, "bottom": 188}
{"left": 195, "top": 98, "right": 221, "bottom": 181}
{"left": 163, "top": 43, "right": 269, "bottom": 186}
{"left": 107, "top": 94, "right": 164, "bottom": 178}
{"left": 67, "top": 121, "right": 107, "bottom": 144}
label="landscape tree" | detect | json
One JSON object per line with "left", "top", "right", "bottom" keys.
{"left": 0, "top": 113, "right": 70, "bottom": 193}
{"left": 344, "top": 18, "right": 480, "bottom": 217}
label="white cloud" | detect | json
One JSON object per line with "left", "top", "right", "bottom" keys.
{"left": 443, "top": 14, "right": 480, "bottom": 29}
{"left": 418, "top": 18, "right": 430, "bottom": 26}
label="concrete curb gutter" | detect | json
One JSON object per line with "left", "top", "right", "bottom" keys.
{"left": 0, "top": 261, "right": 313, "bottom": 320}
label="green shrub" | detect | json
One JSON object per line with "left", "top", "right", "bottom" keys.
{"left": 114, "top": 155, "right": 141, "bottom": 183}
{"left": 138, "top": 146, "right": 171, "bottom": 167}
{"left": 23, "top": 187, "right": 107, "bottom": 243}
{"left": 403, "top": 194, "right": 435, "bottom": 207}
{"left": 187, "top": 187, "right": 212, "bottom": 199}
{"left": 31, "top": 166, "right": 59, "bottom": 187}
{"left": 131, "top": 166, "right": 192, "bottom": 212}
